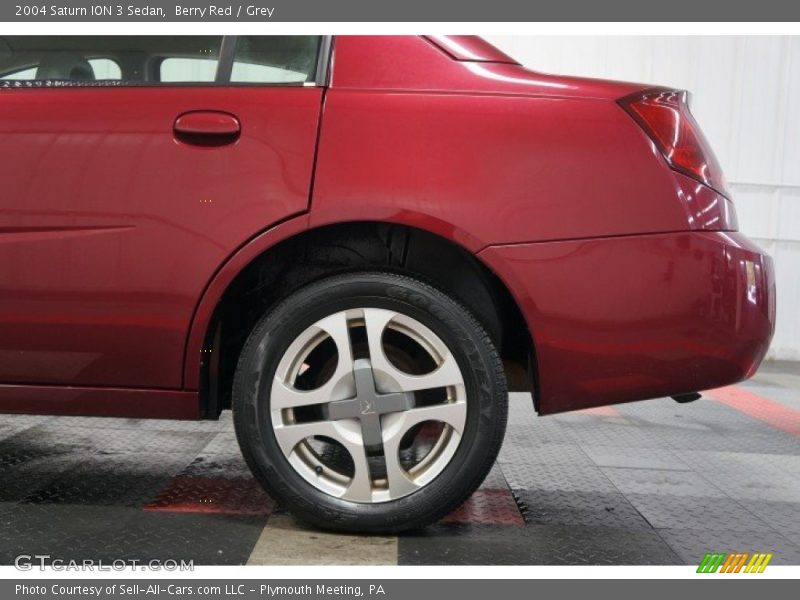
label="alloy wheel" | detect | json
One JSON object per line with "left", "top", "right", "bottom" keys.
{"left": 269, "top": 308, "right": 467, "bottom": 503}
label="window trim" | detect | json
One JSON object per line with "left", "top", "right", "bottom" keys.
{"left": 315, "top": 36, "right": 333, "bottom": 87}
{"left": 215, "top": 36, "right": 237, "bottom": 83}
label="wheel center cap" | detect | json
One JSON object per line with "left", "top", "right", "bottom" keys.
{"left": 324, "top": 358, "right": 414, "bottom": 449}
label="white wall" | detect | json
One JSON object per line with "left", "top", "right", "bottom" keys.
{"left": 487, "top": 36, "right": 800, "bottom": 360}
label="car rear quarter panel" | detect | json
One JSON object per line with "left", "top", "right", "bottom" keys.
{"left": 311, "top": 89, "right": 697, "bottom": 249}
{"left": 314, "top": 36, "right": 767, "bottom": 413}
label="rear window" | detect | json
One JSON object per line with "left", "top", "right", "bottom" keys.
{"left": 0, "top": 36, "right": 322, "bottom": 85}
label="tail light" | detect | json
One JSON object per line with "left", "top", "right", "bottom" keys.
{"left": 619, "top": 88, "right": 729, "bottom": 197}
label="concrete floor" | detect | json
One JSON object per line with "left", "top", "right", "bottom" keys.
{"left": 0, "top": 362, "right": 798, "bottom": 566}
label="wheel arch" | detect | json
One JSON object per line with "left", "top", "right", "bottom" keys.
{"left": 184, "top": 219, "right": 539, "bottom": 418}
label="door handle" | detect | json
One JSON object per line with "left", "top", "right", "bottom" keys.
{"left": 174, "top": 111, "right": 241, "bottom": 146}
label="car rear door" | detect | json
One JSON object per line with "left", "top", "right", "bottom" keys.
{"left": 0, "top": 35, "right": 325, "bottom": 389}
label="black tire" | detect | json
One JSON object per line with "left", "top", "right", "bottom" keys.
{"left": 232, "top": 271, "right": 508, "bottom": 533}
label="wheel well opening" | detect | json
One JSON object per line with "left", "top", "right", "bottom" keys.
{"left": 198, "top": 222, "right": 536, "bottom": 418}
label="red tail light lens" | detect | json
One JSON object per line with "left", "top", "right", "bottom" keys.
{"left": 619, "top": 88, "right": 729, "bottom": 197}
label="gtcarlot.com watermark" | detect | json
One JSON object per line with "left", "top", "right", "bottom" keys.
{"left": 14, "top": 554, "right": 194, "bottom": 572}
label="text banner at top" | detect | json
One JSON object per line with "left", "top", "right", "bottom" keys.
{"left": 3, "top": 0, "right": 800, "bottom": 22}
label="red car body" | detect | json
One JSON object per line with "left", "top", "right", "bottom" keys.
{"left": 0, "top": 35, "right": 775, "bottom": 419}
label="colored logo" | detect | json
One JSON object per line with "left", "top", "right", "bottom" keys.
{"left": 697, "top": 552, "right": 773, "bottom": 573}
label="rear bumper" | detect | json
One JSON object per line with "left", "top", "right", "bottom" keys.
{"left": 479, "top": 231, "right": 776, "bottom": 414}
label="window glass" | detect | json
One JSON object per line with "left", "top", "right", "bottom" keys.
{"left": 231, "top": 36, "right": 320, "bottom": 84}
{"left": 1, "top": 56, "right": 121, "bottom": 81}
{"left": 0, "top": 36, "right": 321, "bottom": 85}
{"left": 160, "top": 57, "right": 218, "bottom": 83}
{"left": 89, "top": 58, "right": 121, "bottom": 80}
{"left": 1, "top": 66, "right": 35, "bottom": 79}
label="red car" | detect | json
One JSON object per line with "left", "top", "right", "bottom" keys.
{"left": 0, "top": 35, "right": 775, "bottom": 532}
